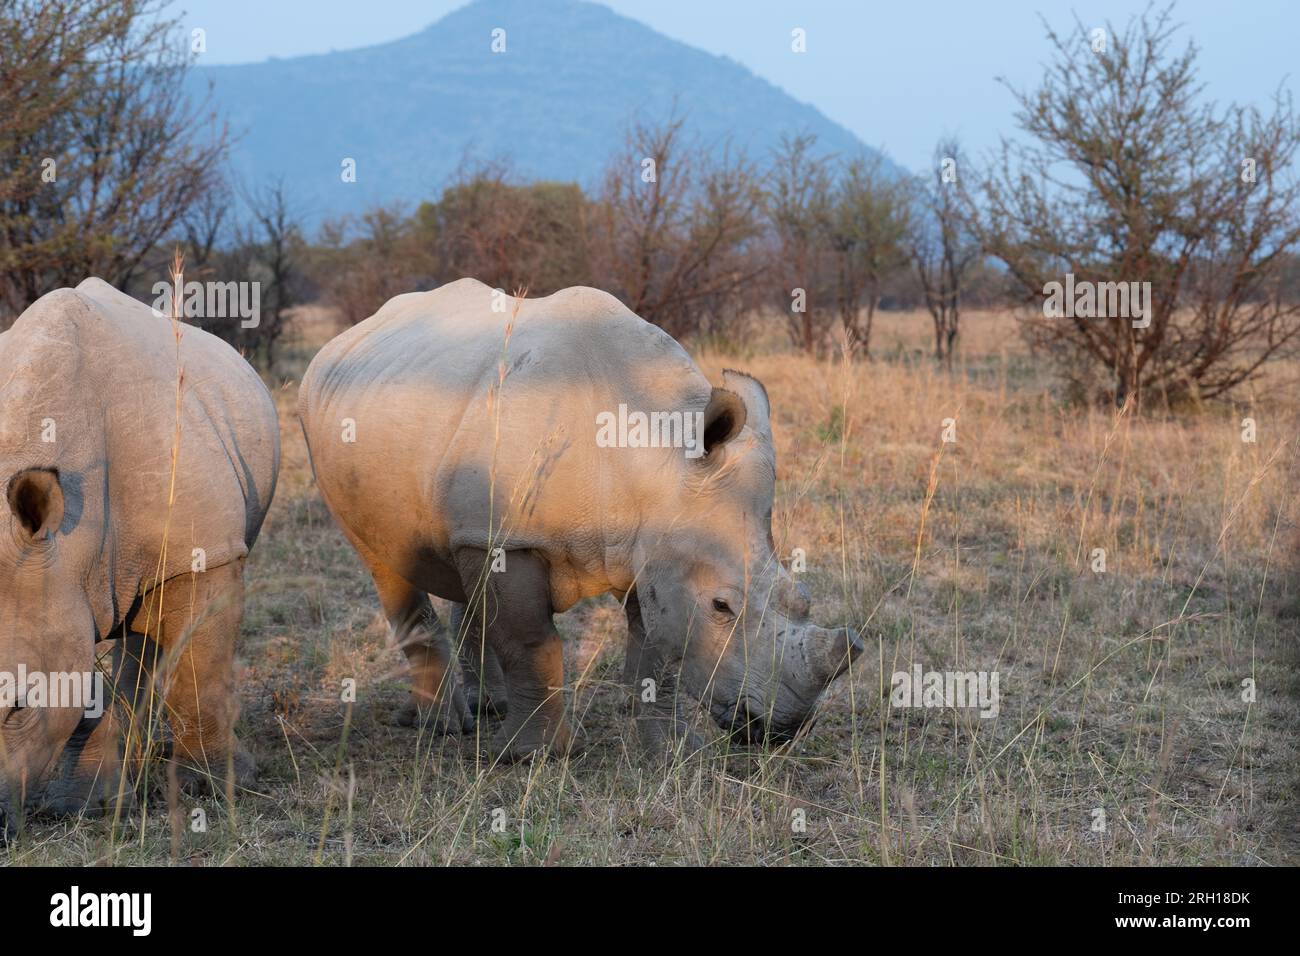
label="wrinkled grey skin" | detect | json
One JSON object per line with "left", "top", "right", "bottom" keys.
{"left": 299, "top": 278, "right": 861, "bottom": 760}
{"left": 0, "top": 279, "right": 280, "bottom": 835}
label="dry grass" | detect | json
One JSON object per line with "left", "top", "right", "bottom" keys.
{"left": 8, "top": 306, "right": 1299, "bottom": 866}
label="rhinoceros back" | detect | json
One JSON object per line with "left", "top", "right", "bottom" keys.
{"left": 0, "top": 278, "right": 280, "bottom": 628}
{"left": 299, "top": 278, "right": 709, "bottom": 585}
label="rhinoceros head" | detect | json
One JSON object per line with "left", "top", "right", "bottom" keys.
{"left": 632, "top": 371, "right": 862, "bottom": 744}
{"left": 0, "top": 466, "right": 107, "bottom": 834}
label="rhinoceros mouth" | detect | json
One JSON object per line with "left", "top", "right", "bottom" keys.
{"left": 707, "top": 696, "right": 808, "bottom": 746}
{"left": 0, "top": 705, "right": 115, "bottom": 836}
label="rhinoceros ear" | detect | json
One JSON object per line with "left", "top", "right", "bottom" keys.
{"left": 7, "top": 468, "right": 64, "bottom": 541}
{"left": 722, "top": 369, "right": 771, "bottom": 444}
{"left": 702, "top": 387, "right": 747, "bottom": 455}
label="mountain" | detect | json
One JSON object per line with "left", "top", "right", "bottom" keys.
{"left": 190, "top": 0, "right": 895, "bottom": 230}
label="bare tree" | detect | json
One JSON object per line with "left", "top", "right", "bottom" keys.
{"left": 975, "top": 6, "right": 1300, "bottom": 405}
{"left": 590, "top": 115, "right": 766, "bottom": 341}
{"left": 0, "top": 0, "right": 227, "bottom": 323}
{"left": 827, "top": 154, "right": 912, "bottom": 355}
{"left": 242, "top": 180, "right": 301, "bottom": 368}
{"left": 182, "top": 177, "right": 233, "bottom": 274}
{"left": 168, "top": 180, "right": 303, "bottom": 370}
{"left": 765, "top": 134, "right": 836, "bottom": 354}
{"left": 910, "top": 139, "right": 981, "bottom": 367}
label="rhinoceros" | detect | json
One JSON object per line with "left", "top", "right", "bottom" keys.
{"left": 0, "top": 278, "right": 279, "bottom": 833}
{"left": 299, "top": 278, "right": 861, "bottom": 760}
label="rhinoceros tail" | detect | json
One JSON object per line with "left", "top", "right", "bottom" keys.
{"left": 298, "top": 412, "right": 319, "bottom": 485}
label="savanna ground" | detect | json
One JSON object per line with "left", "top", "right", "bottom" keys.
{"left": 9, "top": 306, "right": 1299, "bottom": 866}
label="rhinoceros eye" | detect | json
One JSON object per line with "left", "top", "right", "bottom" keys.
{"left": 2, "top": 699, "right": 30, "bottom": 729}
{"left": 712, "top": 598, "right": 734, "bottom": 617}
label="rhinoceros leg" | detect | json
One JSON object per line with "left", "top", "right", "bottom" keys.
{"left": 455, "top": 548, "right": 575, "bottom": 760}
{"left": 109, "top": 628, "right": 171, "bottom": 784}
{"left": 624, "top": 589, "right": 702, "bottom": 755}
{"left": 144, "top": 559, "right": 254, "bottom": 793}
{"left": 449, "top": 601, "right": 508, "bottom": 719}
{"left": 360, "top": 556, "right": 471, "bottom": 735}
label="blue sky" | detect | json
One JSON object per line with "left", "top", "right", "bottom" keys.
{"left": 168, "top": 0, "right": 1298, "bottom": 172}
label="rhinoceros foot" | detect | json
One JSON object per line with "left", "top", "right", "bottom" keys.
{"left": 393, "top": 692, "right": 474, "bottom": 735}
{"left": 451, "top": 602, "right": 510, "bottom": 720}
{"left": 463, "top": 681, "right": 508, "bottom": 721}
{"left": 635, "top": 713, "right": 705, "bottom": 759}
{"left": 171, "top": 743, "right": 257, "bottom": 796}
{"left": 486, "top": 719, "right": 583, "bottom": 765}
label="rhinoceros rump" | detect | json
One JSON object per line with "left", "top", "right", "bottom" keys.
{"left": 0, "top": 279, "right": 279, "bottom": 832}
{"left": 300, "top": 278, "right": 861, "bottom": 759}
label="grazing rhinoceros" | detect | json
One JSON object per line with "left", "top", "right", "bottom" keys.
{"left": 299, "top": 278, "right": 861, "bottom": 760}
{"left": 0, "top": 278, "right": 279, "bottom": 833}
